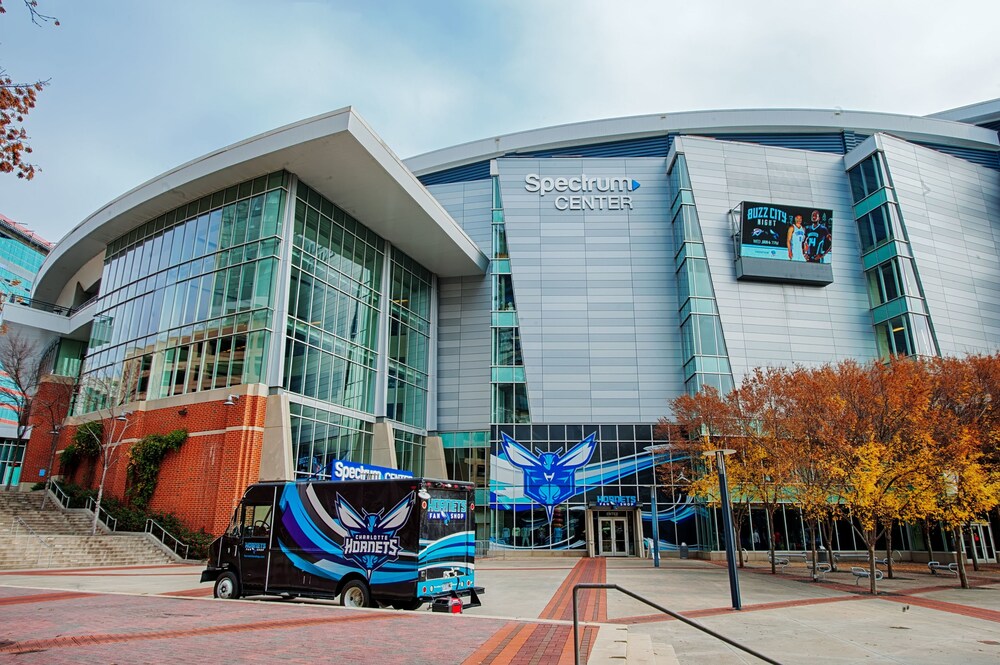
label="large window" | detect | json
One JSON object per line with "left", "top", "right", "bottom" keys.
{"left": 848, "top": 154, "right": 885, "bottom": 203}
{"left": 386, "top": 251, "right": 431, "bottom": 429}
{"left": 284, "top": 183, "right": 384, "bottom": 414}
{"left": 866, "top": 257, "right": 920, "bottom": 307}
{"left": 856, "top": 204, "right": 902, "bottom": 253}
{"left": 76, "top": 173, "right": 286, "bottom": 414}
{"left": 290, "top": 402, "right": 373, "bottom": 479}
{"left": 874, "top": 313, "right": 935, "bottom": 359}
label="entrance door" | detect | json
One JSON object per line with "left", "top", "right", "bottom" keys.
{"left": 598, "top": 517, "right": 630, "bottom": 556}
{"left": 963, "top": 523, "right": 997, "bottom": 563}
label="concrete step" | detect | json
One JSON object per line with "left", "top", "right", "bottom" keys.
{"left": 0, "top": 534, "right": 176, "bottom": 569}
{"left": 626, "top": 632, "right": 655, "bottom": 665}
{"left": 589, "top": 625, "right": 628, "bottom": 663}
{"left": 652, "top": 642, "right": 680, "bottom": 665}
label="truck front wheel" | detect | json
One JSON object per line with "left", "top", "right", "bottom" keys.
{"left": 214, "top": 571, "right": 241, "bottom": 600}
{"left": 340, "top": 580, "right": 372, "bottom": 608}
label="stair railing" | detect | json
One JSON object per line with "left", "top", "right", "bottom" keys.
{"left": 47, "top": 482, "right": 72, "bottom": 510}
{"left": 145, "top": 519, "right": 190, "bottom": 560}
{"left": 572, "top": 583, "right": 781, "bottom": 665}
{"left": 85, "top": 498, "right": 118, "bottom": 532}
{"left": 11, "top": 516, "right": 54, "bottom": 568}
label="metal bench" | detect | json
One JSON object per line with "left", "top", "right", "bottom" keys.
{"left": 806, "top": 561, "right": 832, "bottom": 581}
{"left": 927, "top": 561, "right": 959, "bottom": 577}
{"left": 851, "top": 566, "right": 883, "bottom": 585}
{"left": 769, "top": 552, "right": 806, "bottom": 569}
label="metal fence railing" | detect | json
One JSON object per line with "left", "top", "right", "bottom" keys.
{"left": 85, "top": 498, "right": 118, "bottom": 532}
{"left": 145, "top": 519, "right": 190, "bottom": 560}
{"left": 11, "top": 516, "right": 54, "bottom": 568}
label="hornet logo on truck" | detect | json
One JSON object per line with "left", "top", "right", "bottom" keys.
{"left": 334, "top": 492, "right": 415, "bottom": 579}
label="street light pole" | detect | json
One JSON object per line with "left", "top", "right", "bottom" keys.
{"left": 704, "top": 448, "right": 742, "bottom": 610}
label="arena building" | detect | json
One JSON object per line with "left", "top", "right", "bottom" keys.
{"left": 9, "top": 99, "right": 1000, "bottom": 560}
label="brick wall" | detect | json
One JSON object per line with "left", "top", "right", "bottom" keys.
{"left": 22, "top": 388, "right": 267, "bottom": 536}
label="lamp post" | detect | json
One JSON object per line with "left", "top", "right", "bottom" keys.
{"left": 703, "top": 448, "right": 741, "bottom": 610}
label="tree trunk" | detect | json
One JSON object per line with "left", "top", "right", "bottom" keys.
{"left": 92, "top": 464, "right": 108, "bottom": 536}
{"left": 807, "top": 519, "right": 819, "bottom": 580}
{"left": 766, "top": 509, "right": 776, "bottom": 574}
{"left": 822, "top": 517, "right": 838, "bottom": 572}
{"left": 884, "top": 521, "right": 894, "bottom": 579}
{"left": 922, "top": 520, "right": 934, "bottom": 563}
{"left": 734, "top": 506, "right": 747, "bottom": 569}
{"left": 952, "top": 526, "right": 970, "bottom": 590}
{"left": 966, "top": 524, "right": 980, "bottom": 573}
{"left": 867, "top": 529, "right": 878, "bottom": 596}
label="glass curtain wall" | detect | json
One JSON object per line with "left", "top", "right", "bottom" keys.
{"left": 75, "top": 172, "right": 287, "bottom": 414}
{"left": 848, "top": 153, "right": 937, "bottom": 359}
{"left": 667, "top": 154, "right": 735, "bottom": 395}
{"left": 285, "top": 182, "right": 386, "bottom": 478}
{"left": 289, "top": 402, "right": 373, "bottom": 479}
{"left": 386, "top": 251, "right": 431, "bottom": 429}
{"left": 284, "top": 183, "right": 383, "bottom": 412}
{"left": 491, "top": 177, "right": 530, "bottom": 423}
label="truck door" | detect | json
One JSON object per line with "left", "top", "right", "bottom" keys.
{"left": 238, "top": 498, "right": 274, "bottom": 592}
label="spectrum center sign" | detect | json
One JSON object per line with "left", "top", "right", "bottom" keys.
{"left": 524, "top": 173, "right": 639, "bottom": 211}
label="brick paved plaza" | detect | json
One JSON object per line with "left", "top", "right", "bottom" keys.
{"left": 1, "top": 557, "right": 998, "bottom": 663}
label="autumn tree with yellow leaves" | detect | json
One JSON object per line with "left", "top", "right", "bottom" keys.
{"left": 665, "top": 355, "right": 1000, "bottom": 594}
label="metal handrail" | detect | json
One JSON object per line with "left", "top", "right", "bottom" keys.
{"left": 85, "top": 498, "right": 118, "bottom": 532}
{"left": 68, "top": 294, "right": 100, "bottom": 315}
{"left": 572, "top": 583, "right": 781, "bottom": 665}
{"left": 48, "top": 482, "right": 72, "bottom": 510}
{"left": 145, "top": 519, "right": 190, "bottom": 560}
{"left": 11, "top": 516, "right": 54, "bottom": 568}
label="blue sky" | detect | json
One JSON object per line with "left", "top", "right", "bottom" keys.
{"left": 1, "top": 0, "right": 998, "bottom": 243}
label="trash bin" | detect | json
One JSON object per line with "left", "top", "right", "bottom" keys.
{"left": 679, "top": 542, "right": 689, "bottom": 559}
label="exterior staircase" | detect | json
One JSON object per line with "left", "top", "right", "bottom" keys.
{"left": 0, "top": 490, "right": 179, "bottom": 569}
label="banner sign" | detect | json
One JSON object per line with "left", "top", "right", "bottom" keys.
{"left": 594, "top": 495, "right": 638, "bottom": 508}
{"left": 328, "top": 459, "right": 414, "bottom": 481}
{"left": 740, "top": 202, "right": 833, "bottom": 264}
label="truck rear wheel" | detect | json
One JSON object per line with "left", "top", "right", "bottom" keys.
{"left": 340, "top": 580, "right": 372, "bottom": 608}
{"left": 391, "top": 599, "right": 423, "bottom": 611}
{"left": 213, "top": 571, "right": 241, "bottom": 599}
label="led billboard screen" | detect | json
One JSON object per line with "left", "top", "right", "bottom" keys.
{"left": 740, "top": 202, "right": 833, "bottom": 264}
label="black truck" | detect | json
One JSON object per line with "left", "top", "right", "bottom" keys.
{"left": 201, "top": 478, "right": 483, "bottom": 610}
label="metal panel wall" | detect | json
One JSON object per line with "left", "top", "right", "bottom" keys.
{"left": 497, "top": 158, "right": 684, "bottom": 423}
{"left": 677, "top": 136, "right": 877, "bottom": 383}
{"left": 880, "top": 135, "right": 1000, "bottom": 354}
{"left": 427, "top": 181, "right": 492, "bottom": 431}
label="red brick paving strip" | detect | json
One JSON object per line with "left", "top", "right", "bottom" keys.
{"left": 461, "top": 558, "right": 608, "bottom": 665}
{"left": 0, "top": 591, "right": 94, "bottom": 606}
{"left": 884, "top": 595, "right": 1000, "bottom": 623}
{"left": 161, "top": 587, "right": 215, "bottom": 597}
{"left": 0, "top": 610, "right": 392, "bottom": 655}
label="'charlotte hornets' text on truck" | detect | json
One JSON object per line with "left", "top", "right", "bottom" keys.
{"left": 200, "top": 478, "right": 483, "bottom": 610}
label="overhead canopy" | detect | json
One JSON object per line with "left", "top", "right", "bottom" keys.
{"left": 35, "top": 107, "right": 488, "bottom": 302}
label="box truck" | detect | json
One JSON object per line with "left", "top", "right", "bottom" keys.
{"left": 201, "top": 478, "right": 483, "bottom": 610}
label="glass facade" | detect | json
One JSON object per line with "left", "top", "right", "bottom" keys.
{"left": 386, "top": 252, "right": 431, "bottom": 428}
{"left": 491, "top": 177, "right": 530, "bottom": 423}
{"left": 290, "top": 401, "right": 373, "bottom": 479}
{"left": 848, "top": 154, "right": 938, "bottom": 359}
{"left": 284, "top": 183, "right": 383, "bottom": 412}
{"left": 75, "top": 173, "right": 287, "bottom": 414}
{"left": 668, "top": 154, "right": 734, "bottom": 395}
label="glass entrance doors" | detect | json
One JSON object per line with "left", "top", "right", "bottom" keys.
{"left": 598, "top": 517, "right": 630, "bottom": 556}
{"left": 963, "top": 522, "right": 997, "bottom": 563}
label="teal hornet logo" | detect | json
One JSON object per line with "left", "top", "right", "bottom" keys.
{"left": 524, "top": 173, "right": 640, "bottom": 212}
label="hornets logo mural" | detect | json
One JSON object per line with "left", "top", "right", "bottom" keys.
{"left": 497, "top": 432, "right": 598, "bottom": 522}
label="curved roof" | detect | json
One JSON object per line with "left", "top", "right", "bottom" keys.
{"left": 33, "top": 108, "right": 489, "bottom": 303}
{"left": 405, "top": 107, "right": 1000, "bottom": 176}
